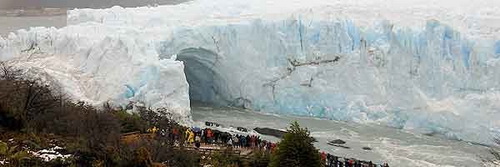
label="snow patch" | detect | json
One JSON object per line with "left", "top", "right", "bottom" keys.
{"left": 29, "top": 146, "right": 72, "bottom": 162}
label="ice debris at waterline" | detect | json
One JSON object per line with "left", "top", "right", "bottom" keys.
{"left": 1, "top": 0, "right": 500, "bottom": 145}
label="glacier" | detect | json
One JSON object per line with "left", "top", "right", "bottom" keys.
{"left": 2, "top": 0, "right": 500, "bottom": 145}
{"left": 0, "top": 24, "right": 191, "bottom": 123}
{"left": 159, "top": 20, "right": 500, "bottom": 145}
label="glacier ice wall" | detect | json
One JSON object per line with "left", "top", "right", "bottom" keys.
{"left": 0, "top": 24, "right": 191, "bottom": 123}
{"left": 2, "top": 0, "right": 500, "bottom": 144}
{"left": 156, "top": 19, "right": 500, "bottom": 144}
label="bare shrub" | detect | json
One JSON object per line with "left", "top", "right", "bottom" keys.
{"left": 0, "top": 63, "right": 60, "bottom": 131}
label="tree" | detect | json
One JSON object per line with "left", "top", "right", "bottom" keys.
{"left": 269, "top": 121, "right": 322, "bottom": 167}
{"left": 0, "top": 63, "right": 61, "bottom": 131}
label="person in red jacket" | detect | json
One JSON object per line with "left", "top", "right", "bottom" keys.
{"left": 206, "top": 128, "right": 214, "bottom": 143}
{"left": 171, "top": 127, "right": 179, "bottom": 141}
{"left": 320, "top": 151, "right": 327, "bottom": 164}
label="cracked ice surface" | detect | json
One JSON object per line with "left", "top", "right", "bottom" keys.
{"left": 0, "top": 25, "right": 191, "bottom": 123}
{"left": 2, "top": 0, "right": 500, "bottom": 144}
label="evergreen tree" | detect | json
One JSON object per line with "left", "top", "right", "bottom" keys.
{"left": 269, "top": 121, "right": 322, "bottom": 167}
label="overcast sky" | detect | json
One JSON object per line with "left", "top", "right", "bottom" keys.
{"left": 0, "top": 0, "right": 187, "bottom": 9}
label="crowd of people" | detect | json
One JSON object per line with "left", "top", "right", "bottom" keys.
{"left": 151, "top": 121, "right": 389, "bottom": 167}
{"left": 182, "top": 125, "right": 278, "bottom": 152}
{"left": 321, "top": 151, "right": 390, "bottom": 167}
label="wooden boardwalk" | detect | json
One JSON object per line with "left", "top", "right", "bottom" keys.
{"left": 185, "top": 144, "right": 255, "bottom": 158}
{"left": 121, "top": 132, "right": 256, "bottom": 160}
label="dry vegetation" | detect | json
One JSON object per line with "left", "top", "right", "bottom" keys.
{"left": 0, "top": 63, "right": 200, "bottom": 167}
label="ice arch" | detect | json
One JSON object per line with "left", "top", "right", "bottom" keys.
{"left": 175, "top": 48, "right": 229, "bottom": 105}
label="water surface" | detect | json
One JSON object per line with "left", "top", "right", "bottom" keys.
{"left": 191, "top": 103, "right": 493, "bottom": 167}
{"left": 0, "top": 0, "right": 188, "bottom": 36}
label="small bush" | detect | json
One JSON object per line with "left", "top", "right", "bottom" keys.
{"left": 113, "top": 110, "right": 147, "bottom": 133}
{"left": 165, "top": 148, "right": 201, "bottom": 167}
{"left": 248, "top": 150, "right": 271, "bottom": 167}
{"left": 269, "top": 121, "right": 321, "bottom": 167}
{"left": 208, "top": 147, "right": 243, "bottom": 167}
{"left": 0, "top": 141, "right": 32, "bottom": 166}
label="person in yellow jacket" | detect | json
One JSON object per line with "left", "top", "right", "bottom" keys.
{"left": 147, "top": 126, "right": 159, "bottom": 134}
{"left": 185, "top": 128, "right": 191, "bottom": 139}
{"left": 187, "top": 130, "right": 195, "bottom": 144}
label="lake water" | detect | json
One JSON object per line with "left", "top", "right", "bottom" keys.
{"left": 0, "top": 13, "right": 66, "bottom": 36}
{"left": 191, "top": 103, "right": 494, "bottom": 167}
{"left": 0, "top": 0, "right": 187, "bottom": 36}
{"left": 0, "top": 0, "right": 186, "bottom": 9}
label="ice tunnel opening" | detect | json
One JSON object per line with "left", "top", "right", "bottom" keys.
{"left": 176, "top": 48, "right": 228, "bottom": 106}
